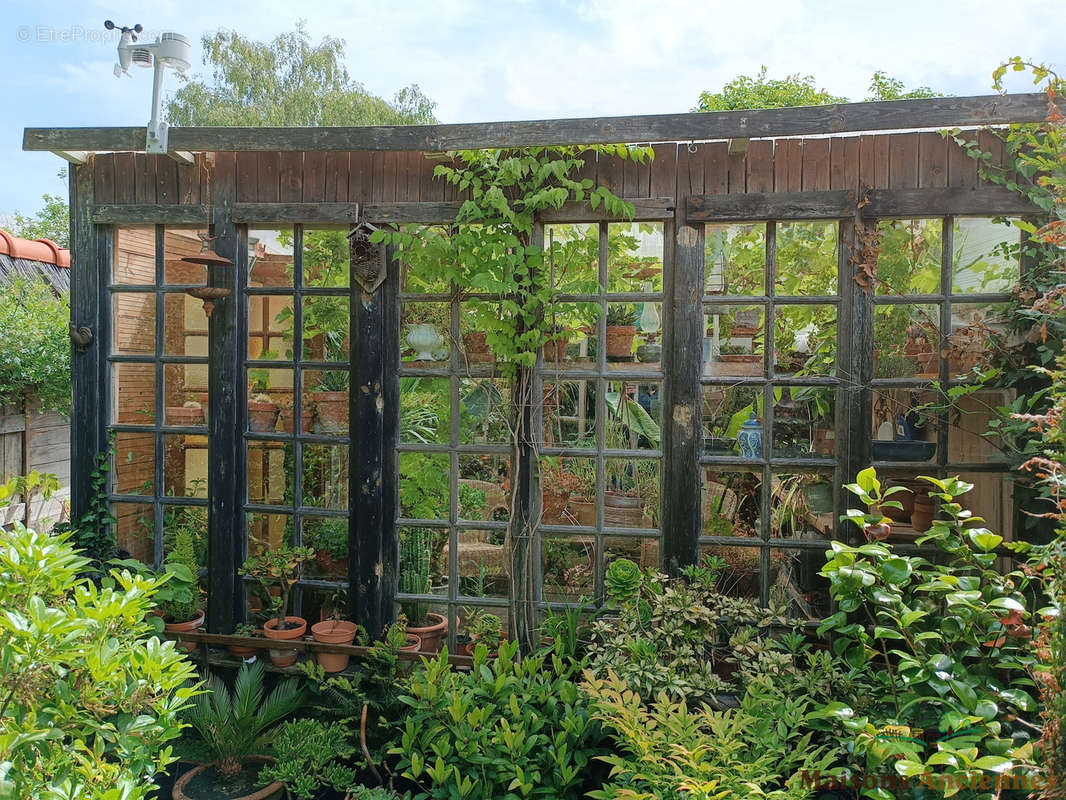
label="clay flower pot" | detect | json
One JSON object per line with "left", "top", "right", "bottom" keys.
{"left": 164, "top": 610, "right": 205, "bottom": 653}
{"left": 247, "top": 399, "right": 279, "bottom": 432}
{"left": 311, "top": 619, "right": 358, "bottom": 673}
{"left": 313, "top": 392, "right": 348, "bottom": 433}
{"left": 604, "top": 492, "right": 644, "bottom": 527}
{"left": 605, "top": 325, "right": 637, "bottom": 359}
{"left": 227, "top": 633, "right": 260, "bottom": 660}
{"left": 462, "top": 331, "right": 494, "bottom": 364}
{"left": 277, "top": 407, "right": 313, "bottom": 434}
{"left": 172, "top": 755, "right": 284, "bottom": 800}
{"left": 400, "top": 633, "right": 421, "bottom": 652}
{"left": 406, "top": 612, "right": 450, "bottom": 654}
{"left": 166, "top": 406, "right": 205, "bottom": 427}
{"left": 262, "top": 616, "right": 307, "bottom": 667}
{"left": 911, "top": 495, "right": 935, "bottom": 532}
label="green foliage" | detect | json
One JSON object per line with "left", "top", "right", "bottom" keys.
{"left": 110, "top": 553, "right": 200, "bottom": 627}
{"left": 819, "top": 470, "right": 1043, "bottom": 797}
{"left": 584, "top": 670, "right": 836, "bottom": 800}
{"left": 259, "top": 718, "right": 358, "bottom": 799}
{"left": 603, "top": 558, "right": 642, "bottom": 605}
{"left": 866, "top": 71, "right": 941, "bottom": 101}
{"left": 58, "top": 446, "right": 117, "bottom": 565}
{"left": 0, "top": 276, "right": 71, "bottom": 414}
{"left": 695, "top": 66, "right": 846, "bottom": 111}
{"left": 0, "top": 470, "right": 59, "bottom": 531}
{"left": 9, "top": 191, "right": 69, "bottom": 248}
{"left": 158, "top": 518, "right": 202, "bottom": 623}
{"left": 240, "top": 545, "right": 315, "bottom": 629}
{"left": 390, "top": 639, "right": 604, "bottom": 799}
{"left": 167, "top": 22, "right": 435, "bottom": 127}
{"left": 0, "top": 524, "right": 198, "bottom": 800}
{"left": 399, "top": 527, "right": 432, "bottom": 625}
{"left": 181, "top": 661, "right": 303, "bottom": 780}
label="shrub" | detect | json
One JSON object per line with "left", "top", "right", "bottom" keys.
{"left": 260, "top": 718, "right": 358, "bottom": 799}
{"left": 0, "top": 276, "right": 71, "bottom": 414}
{"left": 389, "top": 639, "right": 604, "bottom": 799}
{"left": 0, "top": 523, "right": 198, "bottom": 799}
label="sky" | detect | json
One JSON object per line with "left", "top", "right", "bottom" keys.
{"left": 0, "top": 0, "right": 1061, "bottom": 220}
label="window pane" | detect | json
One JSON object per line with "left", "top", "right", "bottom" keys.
{"left": 542, "top": 380, "right": 594, "bottom": 449}
{"left": 402, "top": 377, "right": 450, "bottom": 445}
{"left": 542, "top": 535, "right": 595, "bottom": 602}
{"left": 605, "top": 457, "right": 659, "bottom": 529}
{"left": 248, "top": 229, "right": 294, "bottom": 288}
{"left": 302, "top": 228, "right": 349, "bottom": 289}
{"left": 399, "top": 225, "right": 450, "bottom": 294}
{"left": 545, "top": 223, "right": 599, "bottom": 293}
{"left": 775, "top": 221, "right": 838, "bottom": 296}
{"left": 247, "top": 440, "right": 291, "bottom": 505}
{"left": 540, "top": 456, "right": 595, "bottom": 528}
{"left": 875, "top": 219, "right": 942, "bottom": 296}
{"left": 163, "top": 292, "right": 208, "bottom": 357}
{"left": 163, "top": 228, "right": 209, "bottom": 286}
{"left": 947, "top": 301, "right": 1009, "bottom": 377}
{"left": 874, "top": 304, "right": 940, "bottom": 378}
{"left": 771, "top": 386, "right": 836, "bottom": 459}
{"left": 399, "top": 453, "right": 449, "bottom": 520}
{"left": 247, "top": 295, "right": 294, "bottom": 360}
{"left": 774, "top": 304, "right": 837, "bottom": 377}
{"left": 459, "top": 454, "right": 509, "bottom": 521}
{"left": 403, "top": 302, "right": 450, "bottom": 365}
{"left": 112, "top": 363, "right": 155, "bottom": 424}
{"left": 302, "top": 295, "right": 350, "bottom": 361}
{"left": 162, "top": 504, "right": 207, "bottom": 568}
{"left": 114, "top": 227, "right": 155, "bottom": 285}
{"left": 247, "top": 368, "right": 292, "bottom": 433}
{"left": 163, "top": 433, "right": 207, "bottom": 498}
{"left": 540, "top": 301, "right": 599, "bottom": 369}
{"left": 605, "top": 535, "right": 659, "bottom": 572}
{"left": 702, "top": 386, "right": 760, "bottom": 458}
{"left": 952, "top": 218, "right": 1019, "bottom": 294}
{"left": 702, "top": 305, "right": 765, "bottom": 377}
{"left": 164, "top": 364, "right": 207, "bottom": 426}
{"left": 871, "top": 389, "right": 938, "bottom": 461}
{"left": 699, "top": 544, "right": 761, "bottom": 598}
{"left": 113, "top": 502, "right": 154, "bottom": 564}
{"left": 705, "top": 223, "right": 765, "bottom": 296}
{"left": 302, "top": 444, "right": 349, "bottom": 509}
{"left": 453, "top": 531, "right": 510, "bottom": 599}
{"left": 114, "top": 432, "right": 153, "bottom": 496}
{"left": 459, "top": 378, "right": 510, "bottom": 446}
{"left": 304, "top": 516, "right": 349, "bottom": 579}
{"left": 770, "top": 472, "right": 835, "bottom": 539}
{"left": 112, "top": 292, "right": 155, "bottom": 355}
{"left": 607, "top": 221, "right": 664, "bottom": 293}
{"left": 247, "top": 512, "right": 293, "bottom": 555}
{"left": 605, "top": 380, "right": 661, "bottom": 451}
{"left": 303, "top": 369, "right": 348, "bottom": 435}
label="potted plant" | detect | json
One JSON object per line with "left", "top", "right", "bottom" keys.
{"left": 167, "top": 399, "right": 205, "bottom": 427}
{"left": 174, "top": 661, "right": 303, "bottom": 800}
{"left": 703, "top": 425, "right": 736, "bottom": 456}
{"left": 257, "top": 718, "right": 363, "bottom": 800}
{"left": 467, "top": 612, "right": 503, "bottom": 655}
{"left": 158, "top": 524, "right": 205, "bottom": 652}
{"left": 311, "top": 370, "right": 349, "bottom": 433}
{"left": 240, "top": 544, "right": 315, "bottom": 667}
{"left": 310, "top": 612, "right": 360, "bottom": 674}
{"left": 276, "top": 401, "right": 312, "bottom": 434}
{"left": 399, "top": 527, "right": 449, "bottom": 652}
{"left": 605, "top": 305, "right": 639, "bottom": 360}
{"left": 227, "top": 623, "right": 259, "bottom": 661}
{"left": 540, "top": 458, "right": 581, "bottom": 524}
{"left": 247, "top": 365, "right": 279, "bottom": 432}
{"left": 308, "top": 517, "right": 349, "bottom": 577}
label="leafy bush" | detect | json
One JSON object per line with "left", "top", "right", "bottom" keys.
{"left": 0, "top": 276, "right": 71, "bottom": 414}
{"left": 390, "top": 639, "right": 604, "bottom": 799}
{"left": 584, "top": 670, "right": 835, "bottom": 800}
{"left": 0, "top": 523, "right": 198, "bottom": 799}
{"left": 818, "top": 469, "right": 1043, "bottom": 795}
{"left": 260, "top": 718, "right": 358, "bottom": 799}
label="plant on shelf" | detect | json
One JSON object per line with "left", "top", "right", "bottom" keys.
{"left": 605, "top": 304, "right": 640, "bottom": 360}
{"left": 0, "top": 524, "right": 198, "bottom": 800}
{"left": 248, "top": 354, "right": 280, "bottom": 432}
{"left": 399, "top": 526, "right": 447, "bottom": 651}
{"left": 240, "top": 543, "right": 315, "bottom": 666}
{"left": 540, "top": 457, "right": 582, "bottom": 522}
{"left": 310, "top": 369, "right": 350, "bottom": 433}
{"left": 228, "top": 622, "right": 260, "bottom": 660}
{"left": 177, "top": 661, "right": 304, "bottom": 799}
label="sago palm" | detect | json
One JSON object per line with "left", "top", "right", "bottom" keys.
{"left": 183, "top": 660, "right": 304, "bottom": 779}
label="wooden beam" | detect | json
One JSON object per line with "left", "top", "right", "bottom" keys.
{"left": 24, "top": 93, "right": 1048, "bottom": 154}
{"left": 168, "top": 150, "right": 195, "bottom": 166}
{"left": 51, "top": 150, "right": 87, "bottom": 165}
{"left": 89, "top": 203, "right": 209, "bottom": 224}
{"left": 861, "top": 186, "right": 1040, "bottom": 217}
{"left": 687, "top": 190, "right": 856, "bottom": 221}
{"left": 727, "top": 138, "right": 750, "bottom": 156}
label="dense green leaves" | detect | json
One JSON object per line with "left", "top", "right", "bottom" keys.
{"left": 0, "top": 276, "right": 71, "bottom": 414}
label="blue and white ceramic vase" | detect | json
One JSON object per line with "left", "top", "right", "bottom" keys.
{"left": 736, "top": 413, "right": 762, "bottom": 459}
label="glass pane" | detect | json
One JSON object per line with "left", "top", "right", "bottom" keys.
{"left": 114, "top": 432, "right": 154, "bottom": 496}
{"left": 163, "top": 228, "right": 210, "bottom": 285}
{"left": 163, "top": 433, "right": 207, "bottom": 498}
{"left": 113, "top": 502, "right": 154, "bottom": 564}
{"left": 947, "top": 301, "right": 1009, "bottom": 377}
{"left": 247, "top": 439, "right": 292, "bottom": 505}
{"left": 545, "top": 223, "right": 599, "bottom": 293}
{"left": 303, "top": 369, "right": 348, "bottom": 435}
{"left": 872, "top": 388, "right": 938, "bottom": 461}
{"left": 456, "top": 607, "right": 509, "bottom": 654}
{"left": 542, "top": 535, "right": 595, "bottom": 602}
{"left": 605, "top": 302, "right": 642, "bottom": 363}
{"left": 399, "top": 453, "right": 450, "bottom": 520}
{"left": 875, "top": 219, "right": 942, "bottom": 296}
{"left": 302, "top": 444, "right": 350, "bottom": 509}
{"left": 453, "top": 532, "right": 511, "bottom": 599}
{"left": 304, "top": 516, "right": 349, "bottom": 579}
{"left": 952, "top": 218, "right": 1019, "bottom": 294}
{"left": 161, "top": 504, "right": 208, "bottom": 569}
{"left": 605, "top": 535, "right": 660, "bottom": 572}
{"left": 248, "top": 228, "right": 294, "bottom": 288}
{"left": 604, "top": 457, "right": 659, "bottom": 529}
{"left": 112, "top": 363, "right": 155, "bottom": 424}
{"left": 705, "top": 223, "right": 765, "bottom": 296}
{"left": 302, "top": 228, "right": 350, "bottom": 289}
{"left": 774, "top": 547, "right": 831, "bottom": 620}
{"left": 605, "top": 380, "right": 661, "bottom": 451}
{"left": 701, "top": 469, "right": 761, "bottom": 537}
{"left": 164, "top": 363, "right": 207, "bottom": 426}
{"left": 403, "top": 302, "right": 450, "bottom": 365}
{"left": 775, "top": 221, "right": 838, "bottom": 296}
{"left": 540, "top": 302, "right": 599, "bottom": 369}
{"left": 540, "top": 456, "right": 596, "bottom": 528}
{"left": 398, "top": 526, "right": 447, "bottom": 597}
{"left": 163, "top": 292, "right": 208, "bottom": 357}
{"left": 948, "top": 388, "right": 1012, "bottom": 463}
{"left": 399, "top": 225, "right": 450, "bottom": 294}
{"left": 112, "top": 292, "right": 155, "bottom": 354}
{"left": 701, "top": 385, "right": 760, "bottom": 458}
{"left": 247, "top": 295, "right": 294, "bottom": 361}
{"left": 402, "top": 377, "right": 450, "bottom": 445}
{"left": 699, "top": 544, "right": 761, "bottom": 598}
{"left": 607, "top": 221, "right": 664, "bottom": 293}
{"left": 459, "top": 378, "right": 510, "bottom": 445}
{"left": 114, "top": 227, "right": 155, "bottom": 285}
{"left": 247, "top": 368, "right": 293, "bottom": 433}
{"left": 774, "top": 305, "right": 837, "bottom": 377}
{"left": 459, "top": 454, "right": 509, "bottom": 521}
{"left": 771, "top": 386, "right": 836, "bottom": 459}
{"left": 770, "top": 472, "right": 835, "bottom": 539}
{"left": 302, "top": 295, "right": 350, "bottom": 361}
{"left": 874, "top": 304, "right": 940, "bottom": 378}
{"left": 702, "top": 305, "right": 765, "bottom": 377}
{"left": 542, "top": 380, "right": 594, "bottom": 448}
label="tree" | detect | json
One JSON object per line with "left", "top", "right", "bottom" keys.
{"left": 866, "top": 70, "right": 941, "bottom": 101}
{"left": 9, "top": 193, "right": 69, "bottom": 247}
{"left": 167, "top": 23, "right": 436, "bottom": 126}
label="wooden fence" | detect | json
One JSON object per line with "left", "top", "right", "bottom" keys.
{"left": 0, "top": 397, "right": 70, "bottom": 530}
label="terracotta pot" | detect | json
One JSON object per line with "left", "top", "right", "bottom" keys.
{"left": 543, "top": 336, "right": 568, "bottom": 362}
{"left": 311, "top": 619, "right": 358, "bottom": 673}
{"left": 166, "top": 406, "right": 205, "bottom": 427}
{"left": 226, "top": 633, "right": 260, "bottom": 660}
{"left": 262, "top": 616, "right": 307, "bottom": 667}
{"left": 570, "top": 498, "right": 595, "bottom": 526}
{"left": 400, "top": 633, "right": 421, "bottom": 652}
{"left": 911, "top": 495, "right": 935, "bottom": 532}
{"left": 277, "top": 407, "right": 313, "bottom": 434}
{"left": 604, "top": 491, "right": 644, "bottom": 527}
{"left": 542, "top": 493, "right": 569, "bottom": 524}
{"left": 313, "top": 391, "right": 348, "bottom": 433}
{"left": 879, "top": 485, "right": 915, "bottom": 523}
{"left": 605, "top": 325, "right": 637, "bottom": 359}
{"left": 314, "top": 550, "right": 349, "bottom": 578}
{"left": 462, "top": 332, "right": 495, "bottom": 363}
{"left": 164, "top": 610, "right": 205, "bottom": 653}
{"left": 916, "top": 352, "right": 939, "bottom": 375}
{"left": 172, "top": 755, "right": 284, "bottom": 800}
{"left": 407, "top": 612, "right": 450, "bottom": 654}
{"left": 812, "top": 427, "right": 835, "bottom": 455}
{"left": 247, "top": 400, "right": 279, "bottom": 432}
